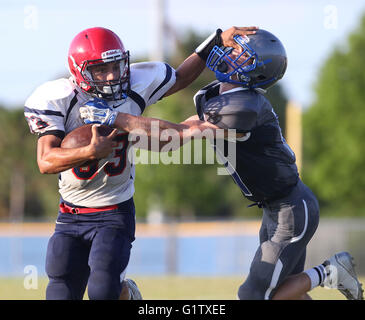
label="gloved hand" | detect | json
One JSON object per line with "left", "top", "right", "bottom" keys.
{"left": 79, "top": 98, "right": 118, "bottom": 126}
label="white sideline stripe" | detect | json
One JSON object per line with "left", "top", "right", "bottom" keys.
{"left": 290, "top": 199, "right": 308, "bottom": 243}
{"left": 264, "top": 258, "right": 283, "bottom": 300}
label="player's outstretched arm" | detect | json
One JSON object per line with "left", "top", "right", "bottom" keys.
{"left": 113, "top": 112, "right": 222, "bottom": 152}
{"left": 163, "top": 26, "right": 258, "bottom": 97}
{"left": 79, "top": 106, "right": 245, "bottom": 151}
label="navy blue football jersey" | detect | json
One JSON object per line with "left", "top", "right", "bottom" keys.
{"left": 194, "top": 81, "right": 299, "bottom": 203}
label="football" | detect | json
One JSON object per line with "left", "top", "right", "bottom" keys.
{"left": 61, "top": 124, "right": 114, "bottom": 149}
{"left": 61, "top": 124, "right": 114, "bottom": 166}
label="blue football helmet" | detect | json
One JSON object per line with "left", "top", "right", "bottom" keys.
{"left": 206, "top": 29, "right": 287, "bottom": 89}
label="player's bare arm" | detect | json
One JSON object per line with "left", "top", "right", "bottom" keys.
{"left": 37, "top": 125, "right": 118, "bottom": 174}
{"left": 113, "top": 112, "right": 192, "bottom": 151}
{"left": 79, "top": 103, "right": 247, "bottom": 151}
{"left": 181, "top": 115, "right": 246, "bottom": 139}
{"left": 163, "top": 26, "right": 258, "bottom": 97}
{"left": 163, "top": 53, "right": 205, "bottom": 97}
{"left": 112, "top": 112, "right": 244, "bottom": 152}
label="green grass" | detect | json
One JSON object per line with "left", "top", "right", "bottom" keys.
{"left": 1, "top": 276, "right": 362, "bottom": 300}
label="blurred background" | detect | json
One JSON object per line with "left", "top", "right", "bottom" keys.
{"left": 1, "top": 0, "right": 365, "bottom": 299}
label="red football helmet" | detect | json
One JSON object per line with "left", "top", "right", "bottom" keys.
{"left": 68, "top": 27, "right": 130, "bottom": 100}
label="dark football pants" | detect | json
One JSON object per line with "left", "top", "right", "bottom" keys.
{"left": 238, "top": 180, "right": 320, "bottom": 300}
{"left": 45, "top": 198, "right": 135, "bottom": 300}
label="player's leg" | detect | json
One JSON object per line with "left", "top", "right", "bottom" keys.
{"left": 235, "top": 208, "right": 270, "bottom": 299}
{"left": 119, "top": 279, "right": 130, "bottom": 300}
{"left": 87, "top": 227, "right": 132, "bottom": 299}
{"left": 273, "top": 251, "right": 364, "bottom": 300}
{"left": 270, "top": 202, "right": 320, "bottom": 299}
{"left": 270, "top": 247, "right": 313, "bottom": 300}
{"left": 238, "top": 238, "right": 315, "bottom": 300}
{"left": 45, "top": 230, "right": 90, "bottom": 300}
{"left": 238, "top": 184, "right": 320, "bottom": 300}
{"left": 237, "top": 238, "right": 285, "bottom": 299}
{"left": 270, "top": 249, "right": 311, "bottom": 300}
{"left": 272, "top": 275, "right": 311, "bottom": 300}
{"left": 87, "top": 198, "right": 136, "bottom": 300}
{"left": 271, "top": 185, "right": 363, "bottom": 299}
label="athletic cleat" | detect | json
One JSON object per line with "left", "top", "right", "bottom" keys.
{"left": 124, "top": 278, "right": 143, "bottom": 300}
{"left": 322, "top": 252, "right": 364, "bottom": 300}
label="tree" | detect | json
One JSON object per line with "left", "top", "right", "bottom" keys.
{"left": 302, "top": 13, "right": 365, "bottom": 215}
{"left": 0, "top": 107, "right": 59, "bottom": 220}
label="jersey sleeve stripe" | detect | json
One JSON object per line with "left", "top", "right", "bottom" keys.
{"left": 38, "top": 130, "right": 65, "bottom": 139}
{"left": 129, "top": 90, "right": 146, "bottom": 114}
{"left": 148, "top": 63, "right": 173, "bottom": 101}
{"left": 65, "top": 89, "right": 79, "bottom": 125}
{"left": 24, "top": 107, "right": 64, "bottom": 117}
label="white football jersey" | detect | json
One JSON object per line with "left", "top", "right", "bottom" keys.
{"left": 24, "top": 62, "right": 176, "bottom": 207}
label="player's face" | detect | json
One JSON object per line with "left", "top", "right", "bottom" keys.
{"left": 229, "top": 49, "right": 253, "bottom": 69}
{"left": 88, "top": 61, "right": 121, "bottom": 86}
{"left": 224, "top": 49, "right": 254, "bottom": 81}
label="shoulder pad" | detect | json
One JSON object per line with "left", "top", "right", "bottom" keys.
{"left": 203, "top": 90, "right": 264, "bottom": 132}
{"left": 25, "top": 78, "right": 76, "bottom": 107}
{"left": 24, "top": 78, "right": 77, "bottom": 135}
{"left": 130, "top": 62, "right": 176, "bottom": 107}
{"left": 193, "top": 81, "right": 220, "bottom": 120}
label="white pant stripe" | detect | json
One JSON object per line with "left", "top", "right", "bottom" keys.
{"left": 264, "top": 258, "right": 283, "bottom": 300}
{"left": 290, "top": 199, "right": 308, "bottom": 243}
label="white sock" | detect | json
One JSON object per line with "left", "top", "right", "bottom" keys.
{"left": 304, "top": 264, "right": 327, "bottom": 290}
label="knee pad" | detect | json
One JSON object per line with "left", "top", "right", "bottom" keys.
{"left": 237, "top": 277, "right": 266, "bottom": 300}
{"left": 87, "top": 270, "right": 121, "bottom": 300}
{"left": 46, "top": 276, "right": 88, "bottom": 300}
{"left": 46, "top": 278, "right": 73, "bottom": 300}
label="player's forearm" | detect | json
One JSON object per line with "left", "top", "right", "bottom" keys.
{"left": 115, "top": 112, "right": 224, "bottom": 139}
{"left": 114, "top": 113, "right": 202, "bottom": 151}
{"left": 114, "top": 112, "right": 189, "bottom": 136}
{"left": 163, "top": 53, "right": 205, "bottom": 97}
{"left": 37, "top": 145, "right": 95, "bottom": 174}
{"left": 113, "top": 113, "right": 223, "bottom": 152}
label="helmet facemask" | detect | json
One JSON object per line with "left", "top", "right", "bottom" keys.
{"left": 207, "top": 32, "right": 286, "bottom": 89}
{"left": 79, "top": 50, "right": 130, "bottom": 101}
{"left": 207, "top": 36, "right": 258, "bottom": 86}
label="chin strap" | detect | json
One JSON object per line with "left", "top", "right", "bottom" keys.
{"left": 254, "top": 88, "right": 267, "bottom": 94}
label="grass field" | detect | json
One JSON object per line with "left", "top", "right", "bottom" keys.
{"left": 1, "top": 276, "right": 362, "bottom": 300}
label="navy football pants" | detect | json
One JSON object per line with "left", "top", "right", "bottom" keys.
{"left": 237, "top": 180, "right": 320, "bottom": 300}
{"left": 45, "top": 198, "right": 135, "bottom": 300}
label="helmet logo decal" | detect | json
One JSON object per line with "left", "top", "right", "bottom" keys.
{"left": 101, "top": 49, "right": 123, "bottom": 62}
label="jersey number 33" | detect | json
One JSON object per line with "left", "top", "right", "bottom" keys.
{"left": 72, "top": 133, "right": 129, "bottom": 180}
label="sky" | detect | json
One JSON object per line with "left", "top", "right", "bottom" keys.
{"left": 1, "top": 0, "right": 365, "bottom": 109}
